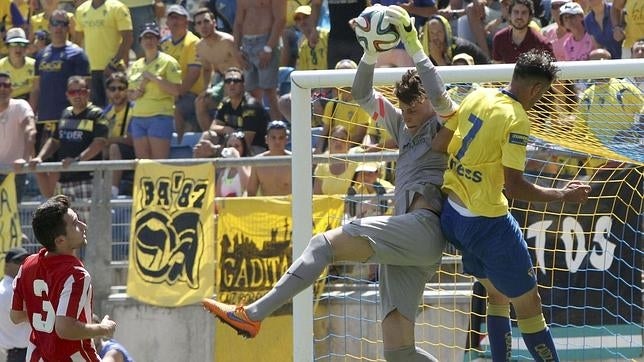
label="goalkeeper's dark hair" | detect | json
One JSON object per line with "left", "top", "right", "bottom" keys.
{"left": 32, "top": 195, "right": 71, "bottom": 252}
{"left": 512, "top": 49, "right": 559, "bottom": 84}
{"left": 395, "top": 69, "right": 427, "bottom": 105}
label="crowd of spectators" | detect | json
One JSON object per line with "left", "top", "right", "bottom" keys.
{"left": 0, "top": 0, "right": 641, "bottom": 211}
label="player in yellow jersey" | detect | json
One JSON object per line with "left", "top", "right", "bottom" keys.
{"left": 434, "top": 48, "right": 591, "bottom": 361}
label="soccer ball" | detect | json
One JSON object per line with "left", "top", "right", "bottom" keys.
{"left": 353, "top": 5, "right": 401, "bottom": 53}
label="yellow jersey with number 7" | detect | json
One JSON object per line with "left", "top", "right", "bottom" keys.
{"left": 442, "top": 88, "right": 530, "bottom": 217}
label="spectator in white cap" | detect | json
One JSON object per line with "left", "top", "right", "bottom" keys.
{"left": 0, "top": 28, "right": 36, "bottom": 100}
{"left": 560, "top": 1, "right": 598, "bottom": 61}
{"left": 161, "top": 4, "right": 205, "bottom": 140}
{"left": 541, "top": 0, "right": 572, "bottom": 61}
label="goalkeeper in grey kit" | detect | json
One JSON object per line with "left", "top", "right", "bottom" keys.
{"left": 202, "top": 5, "right": 456, "bottom": 360}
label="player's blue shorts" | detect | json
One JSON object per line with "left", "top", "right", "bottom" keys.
{"left": 441, "top": 198, "right": 536, "bottom": 298}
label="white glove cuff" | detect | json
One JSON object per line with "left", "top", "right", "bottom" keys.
{"left": 411, "top": 50, "right": 427, "bottom": 64}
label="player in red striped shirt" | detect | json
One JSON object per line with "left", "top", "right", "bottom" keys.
{"left": 10, "top": 195, "right": 116, "bottom": 361}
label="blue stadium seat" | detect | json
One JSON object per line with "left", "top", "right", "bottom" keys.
{"left": 169, "top": 132, "right": 203, "bottom": 159}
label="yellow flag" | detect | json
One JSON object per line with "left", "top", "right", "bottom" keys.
{"left": 214, "top": 196, "right": 344, "bottom": 362}
{"left": 215, "top": 196, "right": 344, "bottom": 305}
{"left": 0, "top": 174, "right": 22, "bottom": 272}
{"left": 127, "top": 160, "right": 216, "bottom": 307}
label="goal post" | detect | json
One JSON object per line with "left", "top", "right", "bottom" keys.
{"left": 290, "top": 59, "right": 644, "bottom": 361}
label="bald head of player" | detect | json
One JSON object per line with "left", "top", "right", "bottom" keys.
{"left": 509, "top": 49, "right": 559, "bottom": 110}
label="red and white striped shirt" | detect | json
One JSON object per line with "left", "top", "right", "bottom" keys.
{"left": 12, "top": 249, "right": 99, "bottom": 361}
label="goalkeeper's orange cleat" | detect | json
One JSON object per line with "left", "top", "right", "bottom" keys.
{"left": 202, "top": 298, "right": 261, "bottom": 338}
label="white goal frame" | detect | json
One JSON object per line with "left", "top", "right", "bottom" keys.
{"left": 289, "top": 59, "right": 644, "bottom": 361}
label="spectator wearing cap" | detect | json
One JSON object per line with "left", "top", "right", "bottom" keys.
{"left": 541, "top": 0, "right": 573, "bottom": 60}
{"left": 0, "top": 247, "right": 31, "bottom": 362}
{"left": 492, "top": 0, "right": 553, "bottom": 63}
{"left": 0, "top": 72, "right": 36, "bottom": 203}
{"left": 29, "top": 0, "right": 79, "bottom": 47}
{"left": 293, "top": 5, "right": 329, "bottom": 71}
{"left": 281, "top": 1, "right": 310, "bottom": 68}
{"left": 31, "top": 31, "right": 51, "bottom": 56}
{"left": 275, "top": 4, "right": 330, "bottom": 125}
{"left": 347, "top": 161, "right": 394, "bottom": 218}
{"left": 611, "top": 0, "right": 644, "bottom": 59}
{"left": 234, "top": 0, "right": 286, "bottom": 122}
{"left": 119, "top": 0, "right": 166, "bottom": 57}
{"left": 246, "top": 120, "right": 291, "bottom": 196}
{"left": 160, "top": 4, "right": 205, "bottom": 139}
{"left": 0, "top": 28, "right": 36, "bottom": 100}
{"left": 560, "top": 1, "right": 597, "bottom": 61}
{"left": 205, "top": 66, "right": 270, "bottom": 155}
{"left": 75, "top": 0, "right": 133, "bottom": 108}
{"left": 584, "top": 0, "right": 621, "bottom": 59}
{"left": 30, "top": 9, "right": 90, "bottom": 198}
{"left": 127, "top": 22, "right": 181, "bottom": 159}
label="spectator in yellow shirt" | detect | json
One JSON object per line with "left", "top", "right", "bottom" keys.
{"left": 75, "top": 0, "right": 133, "bottom": 107}
{"left": 29, "top": 0, "right": 79, "bottom": 49}
{"left": 0, "top": 28, "right": 35, "bottom": 100}
{"left": 127, "top": 22, "right": 181, "bottom": 160}
{"left": 160, "top": 4, "right": 205, "bottom": 139}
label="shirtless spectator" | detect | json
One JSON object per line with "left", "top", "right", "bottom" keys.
{"left": 193, "top": 7, "right": 244, "bottom": 131}
{"left": 492, "top": 0, "right": 552, "bottom": 63}
{"left": 246, "top": 120, "right": 291, "bottom": 196}
{"left": 234, "top": 0, "right": 285, "bottom": 122}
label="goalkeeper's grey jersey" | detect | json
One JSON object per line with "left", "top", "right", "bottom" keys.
{"left": 352, "top": 59, "right": 447, "bottom": 215}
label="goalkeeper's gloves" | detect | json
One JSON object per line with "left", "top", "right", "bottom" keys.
{"left": 349, "top": 17, "right": 379, "bottom": 64}
{"left": 385, "top": 5, "right": 425, "bottom": 61}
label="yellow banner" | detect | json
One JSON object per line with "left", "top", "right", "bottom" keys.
{"left": 0, "top": 174, "right": 22, "bottom": 272}
{"left": 127, "top": 160, "right": 216, "bottom": 307}
{"left": 216, "top": 196, "right": 344, "bottom": 305}
{"left": 214, "top": 196, "right": 344, "bottom": 362}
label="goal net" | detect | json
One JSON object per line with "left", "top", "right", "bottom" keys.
{"left": 290, "top": 60, "right": 643, "bottom": 361}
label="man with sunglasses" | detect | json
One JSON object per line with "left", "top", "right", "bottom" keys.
{"left": 29, "top": 9, "right": 90, "bottom": 198}
{"left": 0, "top": 28, "right": 35, "bottom": 101}
{"left": 206, "top": 67, "right": 270, "bottom": 155}
{"left": 29, "top": 76, "right": 108, "bottom": 211}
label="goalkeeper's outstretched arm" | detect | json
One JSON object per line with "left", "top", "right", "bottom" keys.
{"left": 385, "top": 5, "right": 457, "bottom": 119}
